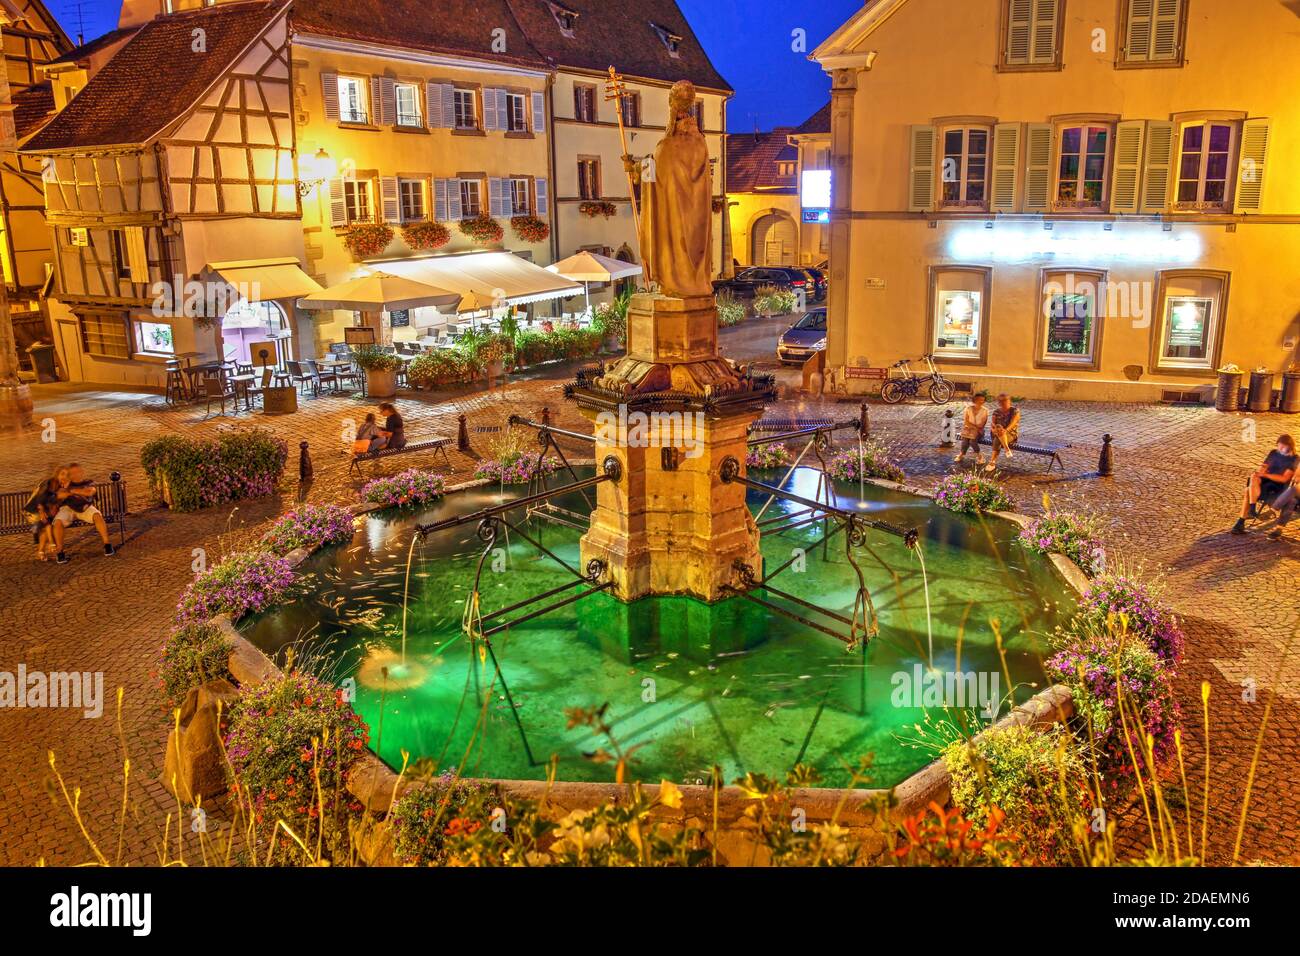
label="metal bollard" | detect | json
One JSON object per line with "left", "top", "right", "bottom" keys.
{"left": 940, "top": 409, "right": 956, "bottom": 448}
{"left": 541, "top": 406, "right": 551, "bottom": 426}
{"left": 457, "top": 413, "right": 470, "bottom": 452}
{"left": 858, "top": 402, "right": 870, "bottom": 439}
{"left": 1098, "top": 433, "right": 1114, "bottom": 477}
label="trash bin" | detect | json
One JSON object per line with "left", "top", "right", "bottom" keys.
{"left": 1281, "top": 372, "right": 1300, "bottom": 414}
{"left": 1248, "top": 370, "right": 1274, "bottom": 413}
{"left": 26, "top": 342, "right": 59, "bottom": 383}
{"left": 1215, "top": 370, "right": 1242, "bottom": 412}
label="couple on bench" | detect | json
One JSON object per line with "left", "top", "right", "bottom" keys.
{"left": 1232, "top": 433, "right": 1300, "bottom": 540}
{"left": 352, "top": 402, "right": 406, "bottom": 454}
{"left": 953, "top": 393, "right": 1021, "bottom": 472}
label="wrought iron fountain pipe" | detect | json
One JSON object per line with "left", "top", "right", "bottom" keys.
{"left": 507, "top": 414, "right": 597, "bottom": 445}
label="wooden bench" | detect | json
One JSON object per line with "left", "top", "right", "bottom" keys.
{"left": 1, "top": 475, "right": 129, "bottom": 545}
{"left": 349, "top": 436, "right": 453, "bottom": 476}
{"left": 976, "top": 435, "right": 1066, "bottom": 473}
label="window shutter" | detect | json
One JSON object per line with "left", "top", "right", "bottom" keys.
{"left": 1152, "top": 0, "right": 1182, "bottom": 60}
{"left": 482, "top": 88, "right": 498, "bottom": 130}
{"left": 369, "top": 78, "right": 381, "bottom": 125}
{"left": 1023, "top": 123, "right": 1053, "bottom": 212}
{"left": 448, "top": 179, "right": 463, "bottom": 220}
{"left": 1125, "top": 0, "right": 1154, "bottom": 61}
{"left": 426, "top": 81, "right": 443, "bottom": 128}
{"left": 321, "top": 71, "right": 339, "bottom": 120}
{"left": 990, "top": 123, "right": 1021, "bottom": 212}
{"left": 380, "top": 176, "right": 400, "bottom": 222}
{"left": 328, "top": 178, "right": 347, "bottom": 226}
{"left": 1030, "top": 0, "right": 1059, "bottom": 63}
{"left": 532, "top": 91, "right": 546, "bottom": 133}
{"left": 124, "top": 226, "right": 149, "bottom": 282}
{"left": 907, "top": 124, "right": 936, "bottom": 212}
{"left": 441, "top": 84, "right": 456, "bottom": 128}
{"left": 1235, "top": 118, "right": 1271, "bottom": 214}
{"left": 535, "top": 177, "right": 549, "bottom": 218}
{"left": 1005, "top": 0, "right": 1032, "bottom": 63}
{"left": 379, "top": 77, "right": 396, "bottom": 126}
{"left": 1140, "top": 120, "right": 1175, "bottom": 213}
{"left": 434, "top": 178, "right": 449, "bottom": 221}
{"left": 497, "top": 90, "right": 509, "bottom": 131}
{"left": 488, "top": 177, "right": 505, "bottom": 217}
{"left": 1109, "top": 120, "right": 1146, "bottom": 214}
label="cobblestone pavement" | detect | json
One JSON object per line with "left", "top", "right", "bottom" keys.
{"left": 2, "top": 352, "right": 1296, "bottom": 865}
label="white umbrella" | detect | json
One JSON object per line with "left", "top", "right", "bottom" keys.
{"left": 297, "top": 272, "right": 461, "bottom": 344}
{"left": 546, "top": 251, "right": 643, "bottom": 316}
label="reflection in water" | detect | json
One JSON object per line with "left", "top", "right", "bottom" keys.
{"left": 241, "top": 467, "right": 1075, "bottom": 788}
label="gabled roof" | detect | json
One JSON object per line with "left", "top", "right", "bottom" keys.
{"left": 812, "top": 0, "right": 908, "bottom": 65}
{"left": 726, "top": 129, "right": 797, "bottom": 193}
{"left": 508, "top": 0, "right": 732, "bottom": 92}
{"left": 46, "top": 25, "right": 141, "bottom": 68}
{"left": 23, "top": 2, "right": 286, "bottom": 153}
{"left": 291, "top": 0, "right": 549, "bottom": 70}
{"left": 11, "top": 80, "right": 55, "bottom": 140}
{"left": 795, "top": 101, "right": 830, "bottom": 135}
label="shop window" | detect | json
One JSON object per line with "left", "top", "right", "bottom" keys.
{"left": 1038, "top": 269, "right": 1104, "bottom": 369}
{"left": 136, "top": 320, "right": 175, "bottom": 356}
{"left": 79, "top": 312, "right": 129, "bottom": 359}
{"left": 928, "top": 266, "right": 992, "bottom": 364}
{"left": 1152, "top": 270, "right": 1228, "bottom": 373}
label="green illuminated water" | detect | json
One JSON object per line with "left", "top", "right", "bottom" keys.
{"left": 241, "top": 467, "right": 1075, "bottom": 789}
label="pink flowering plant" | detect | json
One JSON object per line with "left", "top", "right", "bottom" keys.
{"left": 474, "top": 450, "right": 561, "bottom": 485}
{"left": 1017, "top": 507, "right": 1105, "bottom": 577}
{"left": 389, "top": 771, "right": 501, "bottom": 866}
{"left": 361, "top": 469, "right": 447, "bottom": 508}
{"left": 1046, "top": 618, "right": 1180, "bottom": 796}
{"left": 746, "top": 443, "right": 793, "bottom": 470}
{"left": 1078, "top": 571, "right": 1184, "bottom": 664}
{"left": 261, "top": 504, "right": 355, "bottom": 555}
{"left": 932, "top": 473, "right": 1012, "bottom": 514}
{"left": 224, "top": 671, "right": 370, "bottom": 864}
{"left": 176, "top": 550, "right": 295, "bottom": 624}
{"left": 826, "top": 441, "right": 905, "bottom": 483}
{"left": 141, "top": 429, "right": 288, "bottom": 512}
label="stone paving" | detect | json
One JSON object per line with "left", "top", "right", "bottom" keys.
{"left": 1, "top": 342, "right": 1297, "bottom": 865}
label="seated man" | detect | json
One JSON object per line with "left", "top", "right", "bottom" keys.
{"left": 1265, "top": 481, "right": 1299, "bottom": 540}
{"left": 985, "top": 393, "right": 1020, "bottom": 472}
{"left": 52, "top": 463, "right": 117, "bottom": 562}
{"left": 1231, "top": 434, "right": 1298, "bottom": 535}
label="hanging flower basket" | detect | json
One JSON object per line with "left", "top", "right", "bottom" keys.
{"left": 510, "top": 215, "right": 550, "bottom": 243}
{"left": 342, "top": 223, "right": 394, "bottom": 260}
{"left": 578, "top": 200, "right": 617, "bottom": 219}
{"left": 458, "top": 215, "right": 504, "bottom": 245}
{"left": 401, "top": 220, "right": 451, "bottom": 251}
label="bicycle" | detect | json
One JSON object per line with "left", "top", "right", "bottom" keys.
{"left": 880, "top": 353, "right": 954, "bottom": 405}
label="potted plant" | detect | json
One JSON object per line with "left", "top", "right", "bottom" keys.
{"left": 352, "top": 344, "right": 402, "bottom": 398}
{"left": 401, "top": 220, "right": 451, "bottom": 252}
{"left": 593, "top": 288, "right": 631, "bottom": 352}
{"left": 510, "top": 215, "right": 550, "bottom": 243}
{"left": 477, "top": 336, "right": 511, "bottom": 384}
{"left": 458, "top": 215, "right": 504, "bottom": 245}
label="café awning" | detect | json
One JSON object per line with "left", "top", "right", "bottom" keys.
{"left": 373, "top": 250, "right": 581, "bottom": 307}
{"left": 203, "top": 257, "right": 323, "bottom": 302}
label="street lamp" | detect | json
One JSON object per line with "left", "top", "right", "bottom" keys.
{"left": 296, "top": 148, "right": 338, "bottom": 198}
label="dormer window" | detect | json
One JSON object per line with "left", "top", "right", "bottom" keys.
{"left": 650, "top": 23, "right": 683, "bottom": 57}
{"left": 548, "top": 2, "right": 579, "bottom": 38}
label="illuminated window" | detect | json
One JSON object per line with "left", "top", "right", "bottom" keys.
{"left": 453, "top": 88, "right": 477, "bottom": 129}
{"left": 1040, "top": 269, "right": 1103, "bottom": 368}
{"left": 929, "top": 266, "right": 991, "bottom": 363}
{"left": 343, "top": 180, "right": 371, "bottom": 223}
{"left": 337, "top": 75, "right": 368, "bottom": 124}
{"left": 136, "top": 320, "right": 175, "bottom": 356}
{"left": 398, "top": 179, "right": 424, "bottom": 222}
{"left": 1176, "top": 122, "right": 1236, "bottom": 209}
{"left": 395, "top": 82, "right": 421, "bottom": 127}
{"left": 510, "top": 178, "right": 531, "bottom": 215}
{"left": 505, "top": 92, "right": 528, "bottom": 132}
{"left": 1056, "top": 125, "right": 1110, "bottom": 208}
{"left": 1162, "top": 297, "right": 1213, "bottom": 364}
{"left": 941, "top": 127, "right": 989, "bottom": 207}
{"left": 937, "top": 291, "right": 981, "bottom": 352}
{"left": 459, "top": 179, "right": 483, "bottom": 218}
{"left": 1153, "top": 270, "right": 1228, "bottom": 372}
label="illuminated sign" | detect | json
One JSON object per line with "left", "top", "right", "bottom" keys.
{"left": 948, "top": 224, "right": 1202, "bottom": 263}
{"left": 801, "top": 169, "right": 831, "bottom": 222}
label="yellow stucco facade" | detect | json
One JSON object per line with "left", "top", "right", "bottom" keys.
{"left": 815, "top": 0, "right": 1300, "bottom": 402}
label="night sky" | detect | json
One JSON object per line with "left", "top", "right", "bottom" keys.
{"left": 53, "top": 0, "right": 859, "bottom": 132}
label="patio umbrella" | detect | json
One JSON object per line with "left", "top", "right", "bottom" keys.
{"left": 296, "top": 271, "right": 462, "bottom": 341}
{"left": 455, "top": 289, "right": 500, "bottom": 331}
{"left": 546, "top": 251, "right": 643, "bottom": 315}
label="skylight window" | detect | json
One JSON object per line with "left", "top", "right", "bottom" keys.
{"left": 650, "top": 23, "right": 683, "bottom": 57}
{"left": 548, "top": 2, "right": 579, "bottom": 38}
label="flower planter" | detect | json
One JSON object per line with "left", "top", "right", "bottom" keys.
{"left": 365, "top": 368, "right": 397, "bottom": 399}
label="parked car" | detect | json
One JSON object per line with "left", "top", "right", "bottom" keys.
{"left": 713, "top": 266, "right": 808, "bottom": 301}
{"left": 777, "top": 307, "right": 827, "bottom": 365}
{"left": 800, "top": 267, "right": 827, "bottom": 301}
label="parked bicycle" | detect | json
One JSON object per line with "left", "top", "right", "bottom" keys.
{"left": 880, "top": 353, "right": 954, "bottom": 405}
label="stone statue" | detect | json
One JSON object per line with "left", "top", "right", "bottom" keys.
{"left": 639, "top": 80, "right": 713, "bottom": 299}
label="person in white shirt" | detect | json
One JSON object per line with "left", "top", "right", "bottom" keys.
{"left": 954, "top": 393, "right": 989, "bottom": 466}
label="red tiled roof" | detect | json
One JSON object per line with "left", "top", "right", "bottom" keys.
{"left": 506, "top": 0, "right": 731, "bottom": 92}
{"left": 796, "top": 101, "right": 830, "bottom": 135}
{"left": 23, "top": 2, "right": 286, "bottom": 153}
{"left": 291, "top": 0, "right": 549, "bottom": 69}
{"left": 11, "top": 81, "right": 55, "bottom": 140}
{"left": 726, "top": 129, "right": 797, "bottom": 193}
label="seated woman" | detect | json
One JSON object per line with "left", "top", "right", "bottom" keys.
{"left": 369, "top": 402, "right": 407, "bottom": 453}
{"left": 1231, "top": 434, "right": 1298, "bottom": 534}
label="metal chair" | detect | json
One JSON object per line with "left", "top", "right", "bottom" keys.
{"left": 202, "top": 374, "right": 237, "bottom": 416}
{"left": 285, "top": 360, "right": 314, "bottom": 395}
{"left": 305, "top": 359, "right": 339, "bottom": 394}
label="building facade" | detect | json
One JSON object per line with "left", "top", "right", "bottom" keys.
{"left": 814, "top": 0, "right": 1299, "bottom": 402}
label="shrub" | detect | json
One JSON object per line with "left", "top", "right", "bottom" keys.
{"left": 407, "top": 349, "right": 474, "bottom": 387}
{"left": 176, "top": 550, "right": 295, "bottom": 624}
{"left": 825, "top": 441, "right": 905, "bottom": 483}
{"left": 458, "top": 215, "right": 504, "bottom": 245}
{"left": 261, "top": 504, "right": 355, "bottom": 556}
{"left": 342, "top": 222, "right": 393, "bottom": 259}
{"left": 592, "top": 288, "right": 631, "bottom": 343}
{"left": 747, "top": 443, "right": 793, "bottom": 470}
{"left": 351, "top": 344, "right": 403, "bottom": 373}
{"left": 361, "top": 469, "right": 446, "bottom": 508}
{"left": 512, "top": 330, "right": 552, "bottom": 367}
{"left": 944, "top": 724, "right": 1089, "bottom": 864}
{"left": 932, "top": 473, "right": 1012, "bottom": 513}
{"left": 1077, "top": 571, "right": 1184, "bottom": 664}
{"left": 158, "top": 621, "right": 233, "bottom": 712}
{"left": 1017, "top": 508, "right": 1105, "bottom": 577}
{"left": 716, "top": 290, "right": 746, "bottom": 327}
{"left": 224, "top": 672, "right": 369, "bottom": 864}
{"left": 1047, "top": 619, "right": 1180, "bottom": 794}
{"left": 510, "top": 215, "right": 550, "bottom": 243}
{"left": 141, "top": 429, "right": 287, "bottom": 512}
{"left": 389, "top": 774, "right": 502, "bottom": 865}
{"left": 752, "top": 285, "right": 797, "bottom": 317}
{"left": 401, "top": 220, "right": 451, "bottom": 251}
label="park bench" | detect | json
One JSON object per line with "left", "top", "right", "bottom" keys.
{"left": 0, "top": 474, "right": 129, "bottom": 545}
{"left": 349, "top": 436, "right": 453, "bottom": 476}
{"left": 976, "top": 435, "right": 1065, "bottom": 473}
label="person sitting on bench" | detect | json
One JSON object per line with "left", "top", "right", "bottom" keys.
{"left": 954, "top": 392, "right": 988, "bottom": 466}
{"left": 52, "top": 463, "right": 117, "bottom": 562}
{"left": 1231, "top": 434, "right": 1298, "bottom": 535}
{"left": 24, "top": 467, "right": 65, "bottom": 561}
{"left": 1264, "top": 478, "right": 1300, "bottom": 540}
{"left": 367, "top": 402, "right": 407, "bottom": 453}
{"left": 985, "top": 394, "right": 1020, "bottom": 472}
{"left": 354, "top": 413, "right": 380, "bottom": 453}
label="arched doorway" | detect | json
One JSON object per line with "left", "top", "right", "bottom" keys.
{"left": 751, "top": 212, "right": 796, "bottom": 266}
{"left": 221, "top": 299, "right": 291, "bottom": 364}
{"left": 614, "top": 243, "right": 637, "bottom": 297}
